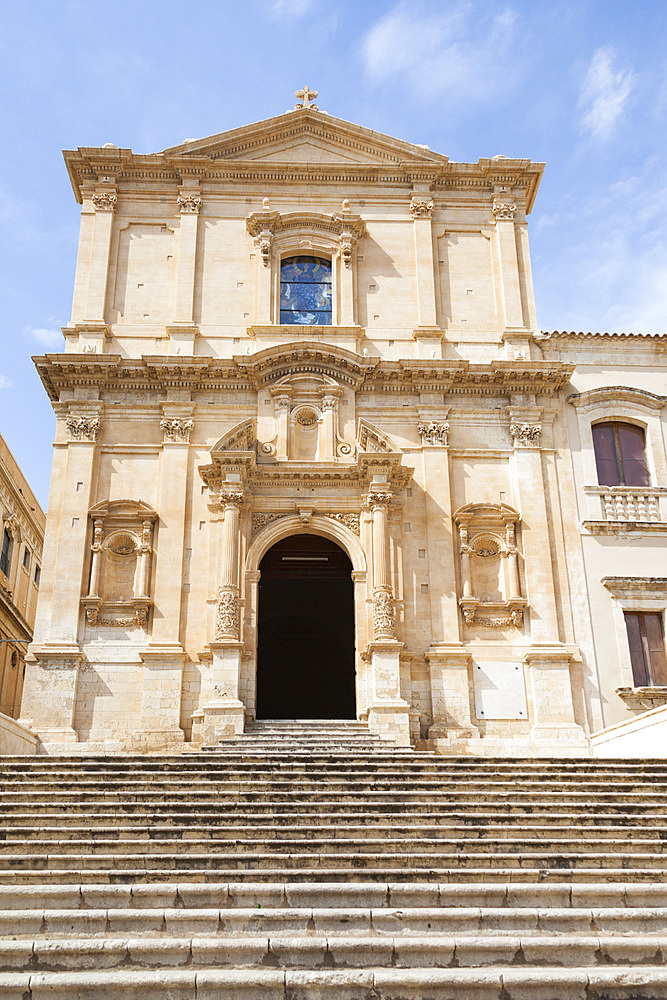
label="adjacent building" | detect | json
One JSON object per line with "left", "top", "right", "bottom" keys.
{"left": 18, "top": 91, "right": 667, "bottom": 754}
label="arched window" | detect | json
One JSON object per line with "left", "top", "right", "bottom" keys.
{"left": 592, "top": 421, "right": 650, "bottom": 487}
{"left": 280, "top": 256, "right": 332, "bottom": 326}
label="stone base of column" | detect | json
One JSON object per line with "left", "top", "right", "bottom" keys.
{"left": 367, "top": 700, "right": 411, "bottom": 746}
{"left": 426, "top": 644, "right": 480, "bottom": 743}
{"left": 19, "top": 647, "right": 82, "bottom": 747}
{"left": 526, "top": 645, "right": 589, "bottom": 749}
{"left": 196, "top": 699, "right": 245, "bottom": 745}
{"left": 139, "top": 646, "right": 186, "bottom": 747}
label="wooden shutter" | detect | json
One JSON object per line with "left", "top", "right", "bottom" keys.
{"left": 625, "top": 612, "right": 650, "bottom": 686}
{"left": 593, "top": 423, "right": 621, "bottom": 486}
{"left": 617, "top": 424, "right": 650, "bottom": 487}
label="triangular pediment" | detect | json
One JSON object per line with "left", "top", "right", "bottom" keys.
{"left": 162, "top": 109, "right": 448, "bottom": 168}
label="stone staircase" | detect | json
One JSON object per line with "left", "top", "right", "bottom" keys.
{"left": 1, "top": 719, "right": 667, "bottom": 998}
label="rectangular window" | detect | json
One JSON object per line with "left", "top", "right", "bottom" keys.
{"left": 33, "top": 564, "right": 41, "bottom": 587}
{"left": 624, "top": 611, "right": 667, "bottom": 686}
{"left": 593, "top": 422, "right": 650, "bottom": 487}
{"left": 0, "top": 530, "right": 12, "bottom": 578}
{"left": 22, "top": 548, "right": 30, "bottom": 570}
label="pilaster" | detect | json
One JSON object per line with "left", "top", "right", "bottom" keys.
{"left": 493, "top": 193, "right": 524, "bottom": 330}
{"left": 85, "top": 184, "right": 117, "bottom": 322}
{"left": 411, "top": 193, "right": 438, "bottom": 329}
{"left": 173, "top": 182, "right": 201, "bottom": 326}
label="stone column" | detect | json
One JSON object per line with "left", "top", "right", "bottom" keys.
{"left": 86, "top": 189, "right": 117, "bottom": 322}
{"left": 271, "top": 390, "right": 292, "bottom": 461}
{"left": 137, "top": 519, "right": 153, "bottom": 599}
{"left": 201, "top": 488, "right": 246, "bottom": 744}
{"left": 320, "top": 392, "right": 340, "bottom": 461}
{"left": 173, "top": 186, "right": 201, "bottom": 326}
{"left": 366, "top": 488, "right": 411, "bottom": 746}
{"left": 493, "top": 195, "right": 524, "bottom": 330}
{"left": 338, "top": 232, "right": 356, "bottom": 326}
{"left": 20, "top": 404, "right": 102, "bottom": 744}
{"left": 411, "top": 195, "right": 438, "bottom": 329}
{"left": 86, "top": 519, "right": 103, "bottom": 598}
{"left": 509, "top": 410, "right": 586, "bottom": 748}
{"left": 137, "top": 406, "right": 193, "bottom": 748}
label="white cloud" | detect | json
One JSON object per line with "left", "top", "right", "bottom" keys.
{"left": 361, "top": 2, "right": 518, "bottom": 104}
{"left": 268, "top": 0, "right": 313, "bottom": 19}
{"left": 29, "top": 327, "right": 62, "bottom": 348}
{"left": 0, "top": 376, "right": 12, "bottom": 390}
{"left": 578, "top": 48, "right": 634, "bottom": 140}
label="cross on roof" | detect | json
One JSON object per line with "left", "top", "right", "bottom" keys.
{"left": 294, "top": 85, "right": 318, "bottom": 111}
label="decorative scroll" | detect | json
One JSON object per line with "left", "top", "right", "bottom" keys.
{"left": 252, "top": 512, "right": 283, "bottom": 535}
{"left": 86, "top": 607, "right": 147, "bottom": 628}
{"left": 418, "top": 421, "right": 449, "bottom": 446}
{"left": 66, "top": 416, "right": 99, "bottom": 442}
{"left": 253, "top": 229, "right": 272, "bottom": 266}
{"left": 462, "top": 608, "right": 523, "bottom": 628}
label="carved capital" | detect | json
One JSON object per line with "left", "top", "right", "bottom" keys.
{"left": 373, "top": 588, "right": 395, "bottom": 639}
{"left": 492, "top": 198, "right": 517, "bottom": 221}
{"left": 216, "top": 586, "right": 240, "bottom": 639}
{"left": 177, "top": 195, "right": 201, "bottom": 214}
{"left": 410, "top": 196, "right": 434, "bottom": 220}
{"left": 92, "top": 193, "right": 117, "bottom": 212}
{"left": 221, "top": 491, "right": 245, "bottom": 509}
{"left": 160, "top": 418, "right": 193, "bottom": 443}
{"left": 509, "top": 422, "right": 542, "bottom": 447}
{"left": 418, "top": 421, "right": 449, "bottom": 446}
{"left": 368, "top": 491, "right": 393, "bottom": 509}
{"left": 66, "top": 416, "right": 99, "bottom": 442}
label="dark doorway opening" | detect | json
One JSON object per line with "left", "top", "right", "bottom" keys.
{"left": 256, "top": 533, "right": 356, "bottom": 720}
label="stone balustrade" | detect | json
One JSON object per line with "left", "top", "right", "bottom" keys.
{"left": 586, "top": 486, "right": 664, "bottom": 523}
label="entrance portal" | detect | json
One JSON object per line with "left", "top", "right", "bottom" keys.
{"left": 256, "top": 534, "right": 356, "bottom": 719}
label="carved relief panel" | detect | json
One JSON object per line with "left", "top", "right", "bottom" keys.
{"left": 81, "top": 500, "right": 157, "bottom": 628}
{"left": 453, "top": 503, "right": 527, "bottom": 628}
{"left": 258, "top": 373, "right": 354, "bottom": 463}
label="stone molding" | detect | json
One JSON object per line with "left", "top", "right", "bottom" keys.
{"left": 34, "top": 352, "right": 575, "bottom": 403}
{"left": 616, "top": 686, "right": 667, "bottom": 711}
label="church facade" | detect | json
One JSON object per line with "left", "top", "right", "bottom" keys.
{"left": 19, "top": 91, "right": 667, "bottom": 754}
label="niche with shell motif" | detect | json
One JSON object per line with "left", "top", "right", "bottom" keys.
{"left": 453, "top": 503, "right": 527, "bottom": 628}
{"left": 81, "top": 500, "right": 157, "bottom": 628}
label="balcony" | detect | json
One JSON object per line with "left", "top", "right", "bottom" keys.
{"left": 583, "top": 486, "right": 667, "bottom": 533}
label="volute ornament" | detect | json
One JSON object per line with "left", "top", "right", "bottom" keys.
{"left": 418, "top": 421, "right": 449, "bottom": 446}
{"left": 410, "top": 197, "right": 434, "bottom": 220}
{"left": 160, "top": 418, "right": 193, "bottom": 443}
{"left": 177, "top": 195, "right": 202, "bottom": 214}
{"left": 509, "top": 423, "right": 542, "bottom": 447}
{"left": 492, "top": 199, "right": 517, "bottom": 221}
{"left": 66, "top": 416, "right": 100, "bottom": 442}
{"left": 92, "top": 193, "right": 117, "bottom": 211}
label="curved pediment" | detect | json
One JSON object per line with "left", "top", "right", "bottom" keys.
{"left": 235, "top": 341, "right": 378, "bottom": 389}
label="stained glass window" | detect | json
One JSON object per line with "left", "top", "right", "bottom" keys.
{"left": 280, "top": 256, "right": 332, "bottom": 326}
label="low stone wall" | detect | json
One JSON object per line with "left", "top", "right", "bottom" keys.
{"left": 591, "top": 703, "right": 667, "bottom": 758}
{"left": 0, "top": 712, "right": 38, "bottom": 755}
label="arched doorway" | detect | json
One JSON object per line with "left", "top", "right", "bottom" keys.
{"left": 256, "top": 533, "right": 356, "bottom": 719}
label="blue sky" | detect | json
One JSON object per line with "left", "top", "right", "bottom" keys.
{"left": 1, "top": 0, "right": 665, "bottom": 508}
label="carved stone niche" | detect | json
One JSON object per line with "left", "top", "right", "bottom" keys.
{"left": 81, "top": 500, "right": 157, "bottom": 629}
{"left": 453, "top": 503, "right": 527, "bottom": 628}
{"left": 259, "top": 373, "right": 355, "bottom": 463}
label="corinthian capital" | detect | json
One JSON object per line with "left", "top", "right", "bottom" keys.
{"left": 410, "top": 196, "right": 434, "bottom": 220}
{"left": 492, "top": 198, "right": 517, "bottom": 221}
{"left": 509, "top": 422, "right": 542, "bottom": 447}
{"left": 92, "top": 193, "right": 117, "bottom": 211}
{"left": 66, "top": 416, "right": 100, "bottom": 442}
{"left": 177, "top": 195, "right": 202, "bottom": 214}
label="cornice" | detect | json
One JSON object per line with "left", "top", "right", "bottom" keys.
{"left": 34, "top": 350, "right": 573, "bottom": 403}
{"left": 538, "top": 330, "right": 667, "bottom": 343}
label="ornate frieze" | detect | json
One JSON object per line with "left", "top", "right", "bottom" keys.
{"left": 492, "top": 198, "right": 516, "bottom": 221}
{"left": 160, "top": 418, "right": 193, "bottom": 443}
{"left": 418, "top": 421, "right": 449, "bottom": 446}
{"left": 323, "top": 512, "right": 360, "bottom": 535}
{"left": 66, "top": 416, "right": 99, "bottom": 442}
{"left": 92, "top": 193, "right": 117, "bottom": 211}
{"left": 509, "top": 422, "right": 542, "bottom": 447}
{"left": 216, "top": 587, "right": 240, "bottom": 640}
{"left": 410, "top": 196, "right": 434, "bottom": 220}
{"left": 462, "top": 607, "right": 523, "bottom": 628}
{"left": 177, "top": 195, "right": 201, "bottom": 214}
{"left": 252, "top": 512, "right": 282, "bottom": 535}
{"left": 85, "top": 606, "right": 147, "bottom": 628}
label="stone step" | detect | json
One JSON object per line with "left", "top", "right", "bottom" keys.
{"left": 3, "top": 905, "right": 667, "bottom": 938}
{"left": 2, "top": 835, "right": 666, "bottom": 856}
{"left": 1, "top": 849, "right": 666, "bottom": 872}
{"left": 1, "top": 865, "right": 663, "bottom": 884}
{"left": 2, "top": 932, "right": 666, "bottom": 972}
{"left": 3, "top": 966, "right": 667, "bottom": 1000}
{"left": 1, "top": 880, "right": 664, "bottom": 909}
{"left": 3, "top": 822, "right": 664, "bottom": 841}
